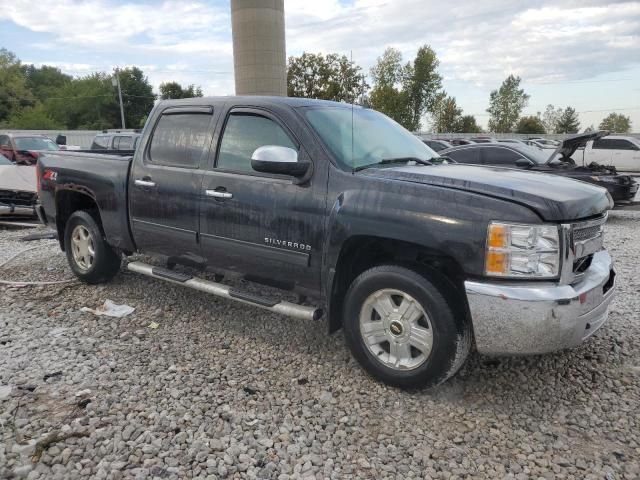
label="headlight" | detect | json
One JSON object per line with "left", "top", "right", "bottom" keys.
{"left": 485, "top": 222, "right": 560, "bottom": 278}
{"left": 590, "top": 176, "right": 619, "bottom": 183}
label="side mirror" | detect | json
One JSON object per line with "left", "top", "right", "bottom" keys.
{"left": 515, "top": 158, "right": 534, "bottom": 168}
{"left": 251, "top": 145, "right": 310, "bottom": 177}
{"left": 55, "top": 134, "right": 67, "bottom": 146}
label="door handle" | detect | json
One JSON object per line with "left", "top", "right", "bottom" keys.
{"left": 206, "top": 189, "right": 233, "bottom": 199}
{"left": 135, "top": 179, "right": 156, "bottom": 188}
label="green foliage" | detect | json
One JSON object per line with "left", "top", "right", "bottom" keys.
{"left": 487, "top": 75, "right": 530, "bottom": 133}
{"left": 0, "top": 49, "right": 181, "bottom": 130}
{"left": 541, "top": 104, "right": 562, "bottom": 134}
{"left": 0, "top": 49, "right": 34, "bottom": 123}
{"left": 159, "top": 81, "right": 203, "bottom": 100}
{"left": 287, "top": 52, "right": 368, "bottom": 103}
{"left": 599, "top": 113, "right": 632, "bottom": 133}
{"left": 405, "top": 45, "right": 442, "bottom": 131}
{"left": 555, "top": 106, "right": 580, "bottom": 134}
{"left": 515, "top": 115, "right": 546, "bottom": 134}
{"left": 458, "top": 115, "right": 482, "bottom": 133}
{"left": 369, "top": 46, "right": 441, "bottom": 131}
{"left": 23, "top": 64, "right": 72, "bottom": 103}
{"left": 431, "top": 94, "right": 462, "bottom": 133}
{"left": 44, "top": 72, "right": 119, "bottom": 129}
{"left": 117, "top": 67, "right": 156, "bottom": 128}
{"left": 6, "top": 103, "right": 62, "bottom": 129}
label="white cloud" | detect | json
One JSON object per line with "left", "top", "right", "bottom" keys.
{"left": 5, "top": 0, "right": 639, "bottom": 128}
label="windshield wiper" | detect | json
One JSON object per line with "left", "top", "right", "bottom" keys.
{"left": 353, "top": 157, "right": 432, "bottom": 172}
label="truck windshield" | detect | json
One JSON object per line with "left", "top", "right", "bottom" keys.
{"left": 304, "top": 107, "right": 437, "bottom": 171}
{"left": 14, "top": 137, "right": 59, "bottom": 151}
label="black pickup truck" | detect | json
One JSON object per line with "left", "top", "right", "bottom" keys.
{"left": 37, "top": 97, "right": 616, "bottom": 388}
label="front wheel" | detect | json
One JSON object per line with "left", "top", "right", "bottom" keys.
{"left": 64, "top": 210, "right": 121, "bottom": 284}
{"left": 343, "top": 265, "right": 471, "bottom": 389}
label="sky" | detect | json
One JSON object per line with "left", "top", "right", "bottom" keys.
{"left": 0, "top": 0, "right": 639, "bottom": 131}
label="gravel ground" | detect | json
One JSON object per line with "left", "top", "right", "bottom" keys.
{"left": 1, "top": 212, "right": 639, "bottom": 480}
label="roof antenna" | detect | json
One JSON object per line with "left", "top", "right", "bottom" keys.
{"left": 351, "top": 50, "right": 355, "bottom": 175}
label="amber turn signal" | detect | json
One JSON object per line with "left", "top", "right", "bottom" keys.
{"left": 487, "top": 223, "right": 508, "bottom": 249}
{"left": 485, "top": 251, "right": 508, "bottom": 275}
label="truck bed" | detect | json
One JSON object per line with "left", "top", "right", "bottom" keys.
{"left": 37, "top": 151, "right": 136, "bottom": 252}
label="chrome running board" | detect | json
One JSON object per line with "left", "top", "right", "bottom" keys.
{"left": 127, "top": 261, "right": 323, "bottom": 321}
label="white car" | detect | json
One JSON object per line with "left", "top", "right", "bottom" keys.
{"left": 0, "top": 154, "right": 37, "bottom": 217}
{"left": 573, "top": 135, "right": 640, "bottom": 172}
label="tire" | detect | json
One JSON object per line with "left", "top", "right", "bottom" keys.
{"left": 343, "top": 265, "right": 471, "bottom": 389}
{"left": 64, "top": 210, "right": 121, "bottom": 284}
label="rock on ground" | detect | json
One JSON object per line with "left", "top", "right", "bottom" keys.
{"left": 0, "top": 212, "right": 639, "bottom": 479}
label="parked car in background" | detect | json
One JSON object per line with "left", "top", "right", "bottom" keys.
{"left": 0, "top": 154, "right": 37, "bottom": 217}
{"left": 90, "top": 132, "right": 142, "bottom": 152}
{"left": 422, "top": 139, "right": 453, "bottom": 152}
{"left": 441, "top": 132, "right": 638, "bottom": 204}
{"left": 0, "top": 133, "right": 60, "bottom": 165}
{"left": 572, "top": 135, "right": 640, "bottom": 173}
{"left": 38, "top": 96, "right": 616, "bottom": 388}
{"left": 526, "top": 138, "right": 560, "bottom": 149}
{"left": 469, "top": 136, "right": 497, "bottom": 143}
{"left": 449, "top": 138, "right": 476, "bottom": 146}
{"left": 498, "top": 139, "right": 527, "bottom": 145}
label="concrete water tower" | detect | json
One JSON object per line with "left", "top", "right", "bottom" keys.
{"left": 230, "top": 0, "right": 287, "bottom": 96}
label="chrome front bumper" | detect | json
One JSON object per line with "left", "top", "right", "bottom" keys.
{"left": 465, "top": 250, "right": 615, "bottom": 355}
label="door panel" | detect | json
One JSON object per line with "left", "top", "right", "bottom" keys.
{"left": 200, "top": 109, "right": 327, "bottom": 293}
{"left": 129, "top": 108, "right": 216, "bottom": 259}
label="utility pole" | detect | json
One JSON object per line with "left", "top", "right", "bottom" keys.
{"left": 112, "top": 68, "right": 126, "bottom": 129}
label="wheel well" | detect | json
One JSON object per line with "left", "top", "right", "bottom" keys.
{"left": 328, "top": 236, "right": 469, "bottom": 333}
{"left": 55, "top": 190, "right": 100, "bottom": 251}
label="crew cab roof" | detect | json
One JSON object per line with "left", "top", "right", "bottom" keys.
{"left": 157, "top": 96, "right": 355, "bottom": 109}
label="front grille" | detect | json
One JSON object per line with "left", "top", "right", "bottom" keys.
{"left": 0, "top": 190, "right": 37, "bottom": 207}
{"left": 570, "top": 215, "right": 606, "bottom": 275}
{"left": 573, "top": 224, "right": 603, "bottom": 243}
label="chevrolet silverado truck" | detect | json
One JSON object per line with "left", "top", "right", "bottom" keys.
{"left": 36, "top": 97, "right": 616, "bottom": 388}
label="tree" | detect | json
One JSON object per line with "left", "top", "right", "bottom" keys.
{"left": 0, "top": 49, "right": 34, "bottom": 123}
{"left": 23, "top": 64, "right": 72, "bottom": 103}
{"left": 6, "top": 103, "right": 62, "bottom": 129}
{"left": 599, "top": 113, "right": 632, "bottom": 133}
{"left": 369, "top": 46, "right": 442, "bottom": 131}
{"left": 159, "top": 81, "right": 203, "bottom": 100}
{"left": 405, "top": 45, "right": 442, "bottom": 131}
{"left": 541, "top": 104, "right": 562, "bottom": 134}
{"left": 431, "top": 94, "right": 462, "bottom": 133}
{"left": 555, "top": 106, "right": 580, "bottom": 134}
{"left": 45, "top": 73, "right": 119, "bottom": 129}
{"left": 369, "top": 48, "right": 412, "bottom": 128}
{"left": 458, "top": 115, "right": 482, "bottom": 133}
{"left": 486, "top": 75, "right": 529, "bottom": 133}
{"left": 287, "top": 52, "right": 368, "bottom": 103}
{"left": 515, "top": 115, "right": 546, "bottom": 134}
{"left": 117, "top": 67, "right": 156, "bottom": 128}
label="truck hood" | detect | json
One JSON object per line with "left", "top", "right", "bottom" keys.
{"left": 361, "top": 164, "right": 612, "bottom": 222}
{"left": 547, "top": 130, "right": 608, "bottom": 163}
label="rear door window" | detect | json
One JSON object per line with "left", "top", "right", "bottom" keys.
{"left": 148, "top": 112, "right": 213, "bottom": 168}
{"left": 481, "top": 147, "right": 524, "bottom": 166}
{"left": 592, "top": 139, "right": 637, "bottom": 150}
{"left": 446, "top": 148, "right": 480, "bottom": 164}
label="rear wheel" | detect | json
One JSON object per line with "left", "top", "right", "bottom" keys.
{"left": 64, "top": 210, "right": 121, "bottom": 284}
{"left": 343, "top": 265, "right": 471, "bottom": 389}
